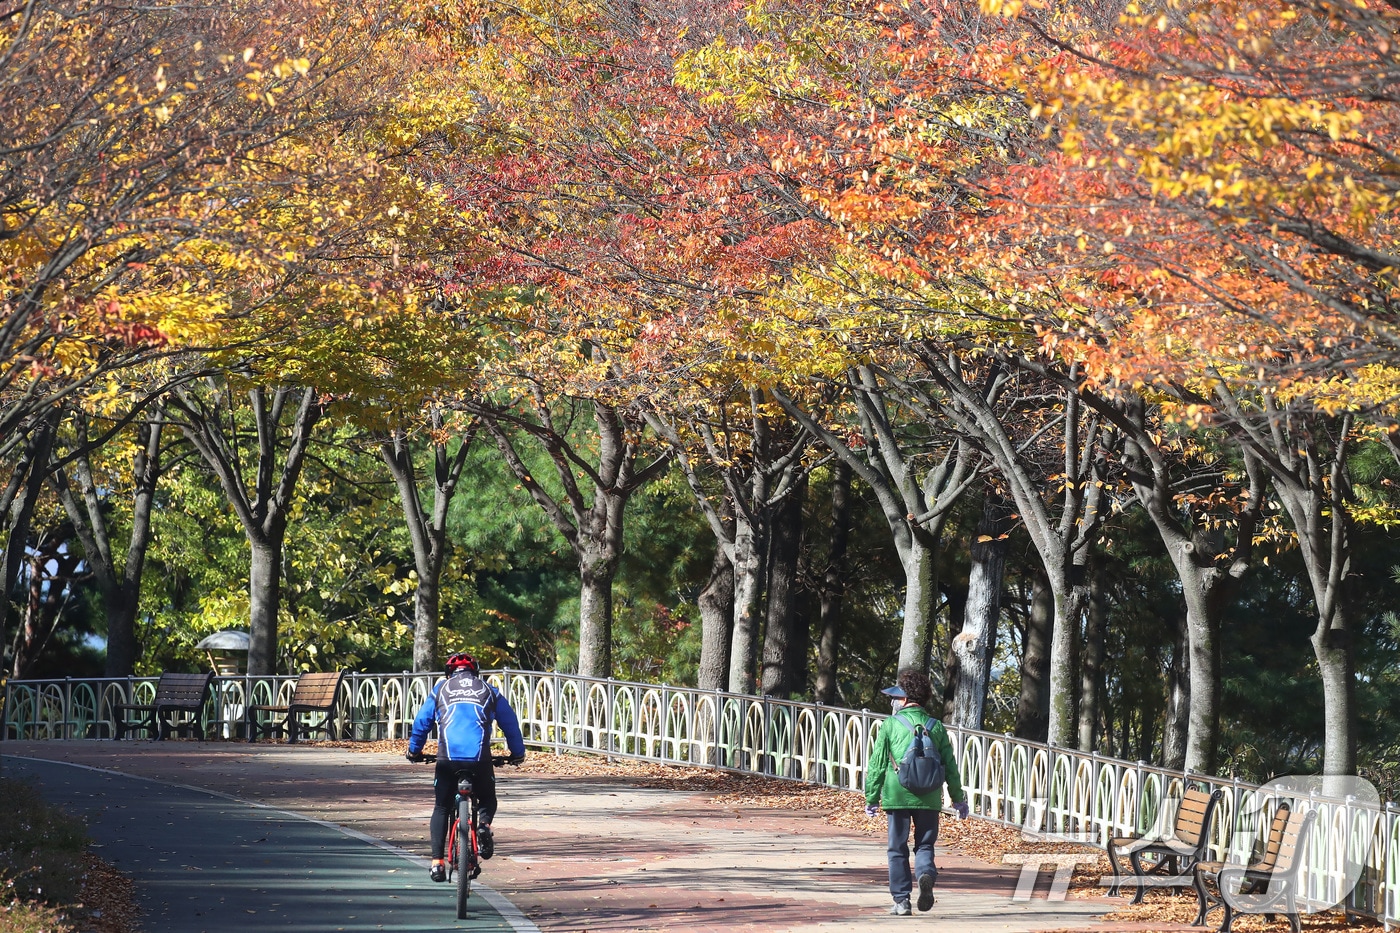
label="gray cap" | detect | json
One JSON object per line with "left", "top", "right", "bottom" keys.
{"left": 880, "top": 685, "right": 906, "bottom": 698}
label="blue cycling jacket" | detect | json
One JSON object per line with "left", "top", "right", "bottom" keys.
{"left": 407, "top": 671, "right": 526, "bottom": 762}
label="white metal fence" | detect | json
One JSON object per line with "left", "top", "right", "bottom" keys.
{"left": 4, "top": 669, "right": 1393, "bottom": 922}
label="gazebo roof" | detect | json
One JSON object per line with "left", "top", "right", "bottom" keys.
{"left": 194, "top": 630, "right": 250, "bottom": 651}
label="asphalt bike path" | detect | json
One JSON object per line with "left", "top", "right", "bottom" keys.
{"left": 2, "top": 741, "right": 1191, "bottom": 933}
{"left": 2, "top": 755, "right": 526, "bottom": 933}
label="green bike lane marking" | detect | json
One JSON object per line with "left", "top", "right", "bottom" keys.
{"left": 3, "top": 755, "right": 540, "bottom": 933}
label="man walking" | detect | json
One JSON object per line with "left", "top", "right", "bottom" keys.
{"left": 864, "top": 669, "right": 970, "bottom": 915}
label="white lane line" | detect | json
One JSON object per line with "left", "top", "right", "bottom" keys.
{"left": 4, "top": 753, "right": 542, "bottom": 933}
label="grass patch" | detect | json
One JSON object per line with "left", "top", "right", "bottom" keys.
{"left": 0, "top": 777, "right": 89, "bottom": 933}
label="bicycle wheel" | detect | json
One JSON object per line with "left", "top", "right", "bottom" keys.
{"left": 455, "top": 798, "right": 472, "bottom": 918}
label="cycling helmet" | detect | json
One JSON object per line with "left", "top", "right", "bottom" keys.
{"left": 445, "top": 652, "right": 479, "bottom": 676}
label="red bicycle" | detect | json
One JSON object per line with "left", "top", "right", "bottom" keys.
{"left": 420, "top": 754, "right": 511, "bottom": 918}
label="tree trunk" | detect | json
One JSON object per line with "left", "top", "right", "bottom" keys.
{"left": 384, "top": 433, "right": 445, "bottom": 672}
{"left": 903, "top": 357, "right": 1109, "bottom": 746}
{"left": 1141, "top": 536, "right": 1235, "bottom": 771}
{"left": 1211, "top": 393, "right": 1356, "bottom": 774}
{"left": 380, "top": 419, "right": 475, "bottom": 673}
{"left": 412, "top": 577, "right": 443, "bottom": 671}
{"left": 790, "top": 600, "right": 810, "bottom": 698}
{"left": 175, "top": 385, "right": 322, "bottom": 677}
{"left": 761, "top": 477, "right": 805, "bottom": 697}
{"left": 1091, "top": 393, "right": 1265, "bottom": 773}
{"left": 480, "top": 396, "right": 668, "bottom": 681}
{"left": 1138, "top": 706, "right": 1158, "bottom": 763}
{"left": 1162, "top": 609, "right": 1190, "bottom": 770}
{"left": 728, "top": 515, "right": 765, "bottom": 694}
{"left": 898, "top": 538, "right": 937, "bottom": 674}
{"left": 578, "top": 549, "right": 615, "bottom": 678}
{"left": 52, "top": 408, "right": 165, "bottom": 678}
{"left": 109, "top": 414, "right": 162, "bottom": 676}
{"left": 1314, "top": 622, "right": 1356, "bottom": 775}
{"left": 11, "top": 545, "right": 81, "bottom": 679}
{"left": 576, "top": 482, "right": 627, "bottom": 677}
{"left": 697, "top": 535, "right": 734, "bottom": 692}
{"left": 644, "top": 403, "right": 785, "bottom": 697}
{"left": 1046, "top": 573, "right": 1087, "bottom": 748}
{"left": 813, "top": 463, "right": 852, "bottom": 705}
{"left": 1101, "top": 691, "right": 1117, "bottom": 758}
{"left": 248, "top": 537, "right": 282, "bottom": 675}
{"left": 1268, "top": 422, "right": 1356, "bottom": 775}
{"left": 940, "top": 582, "right": 966, "bottom": 715}
{"left": 1077, "top": 554, "right": 1107, "bottom": 751}
{"left": 1178, "top": 579, "right": 1222, "bottom": 772}
{"left": 770, "top": 378, "right": 976, "bottom": 681}
{"left": 103, "top": 590, "right": 141, "bottom": 677}
{"left": 950, "top": 492, "right": 1010, "bottom": 729}
{"left": 4, "top": 415, "right": 56, "bottom": 640}
{"left": 1016, "top": 572, "right": 1052, "bottom": 742}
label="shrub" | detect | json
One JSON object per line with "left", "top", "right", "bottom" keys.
{"left": 0, "top": 778, "right": 87, "bottom": 910}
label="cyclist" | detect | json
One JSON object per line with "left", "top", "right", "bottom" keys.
{"left": 406, "top": 653, "right": 526, "bottom": 883}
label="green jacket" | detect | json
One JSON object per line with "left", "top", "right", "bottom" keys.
{"left": 865, "top": 705, "right": 966, "bottom": 812}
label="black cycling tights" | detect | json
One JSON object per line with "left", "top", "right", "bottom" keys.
{"left": 430, "top": 758, "right": 498, "bottom": 859}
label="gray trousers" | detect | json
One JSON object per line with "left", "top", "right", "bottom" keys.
{"left": 887, "top": 809, "right": 940, "bottom": 902}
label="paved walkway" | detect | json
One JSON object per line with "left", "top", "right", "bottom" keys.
{"left": 4, "top": 755, "right": 520, "bottom": 932}
{"left": 2, "top": 741, "right": 1194, "bottom": 933}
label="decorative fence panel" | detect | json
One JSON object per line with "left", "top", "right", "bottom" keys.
{"left": 4, "top": 670, "right": 1392, "bottom": 923}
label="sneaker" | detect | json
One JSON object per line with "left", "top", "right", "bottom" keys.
{"left": 478, "top": 824, "right": 494, "bottom": 860}
{"left": 917, "top": 873, "right": 935, "bottom": 911}
{"left": 429, "top": 863, "right": 447, "bottom": 883}
{"left": 889, "top": 900, "right": 911, "bottom": 916}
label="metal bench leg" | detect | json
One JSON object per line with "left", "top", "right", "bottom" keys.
{"left": 1219, "top": 899, "right": 1235, "bottom": 933}
{"left": 1168, "top": 856, "right": 1186, "bottom": 895}
{"left": 1128, "top": 850, "right": 1148, "bottom": 904}
{"left": 1107, "top": 842, "right": 1125, "bottom": 897}
{"left": 1192, "top": 872, "right": 1212, "bottom": 926}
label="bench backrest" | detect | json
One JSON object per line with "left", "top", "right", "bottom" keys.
{"left": 1172, "top": 787, "right": 1222, "bottom": 848}
{"left": 289, "top": 671, "right": 345, "bottom": 709}
{"left": 153, "top": 672, "right": 214, "bottom": 707}
{"left": 1254, "top": 804, "right": 1314, "bottom": 875}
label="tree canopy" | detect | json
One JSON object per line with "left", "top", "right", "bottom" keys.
{"left": 6, "top": 0, "right": 1400, "bottom": 781}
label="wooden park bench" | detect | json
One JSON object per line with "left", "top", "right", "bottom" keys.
{"left": 1193, "top": 802, "right": 1317, "bottom": 933}
{"left": 114, "top": 671, "right": 215, "bottom": 740}
{"left": 245, "top": 671, "right": 346, "bottom": 743}
{"left": 1108, "top": 786, "right": 1223, "bottom": 902}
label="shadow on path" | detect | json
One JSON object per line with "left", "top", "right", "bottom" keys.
{"left": 2, "top": 755, "right": 528, "bottom": 933}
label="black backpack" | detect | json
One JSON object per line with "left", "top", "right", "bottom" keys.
{"left": 889, "top": 710, "right": 946, "bottom": 794}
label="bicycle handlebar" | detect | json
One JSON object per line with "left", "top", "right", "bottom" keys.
{"left": 416, "top": 754, "right": 515, "bottom": 766}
